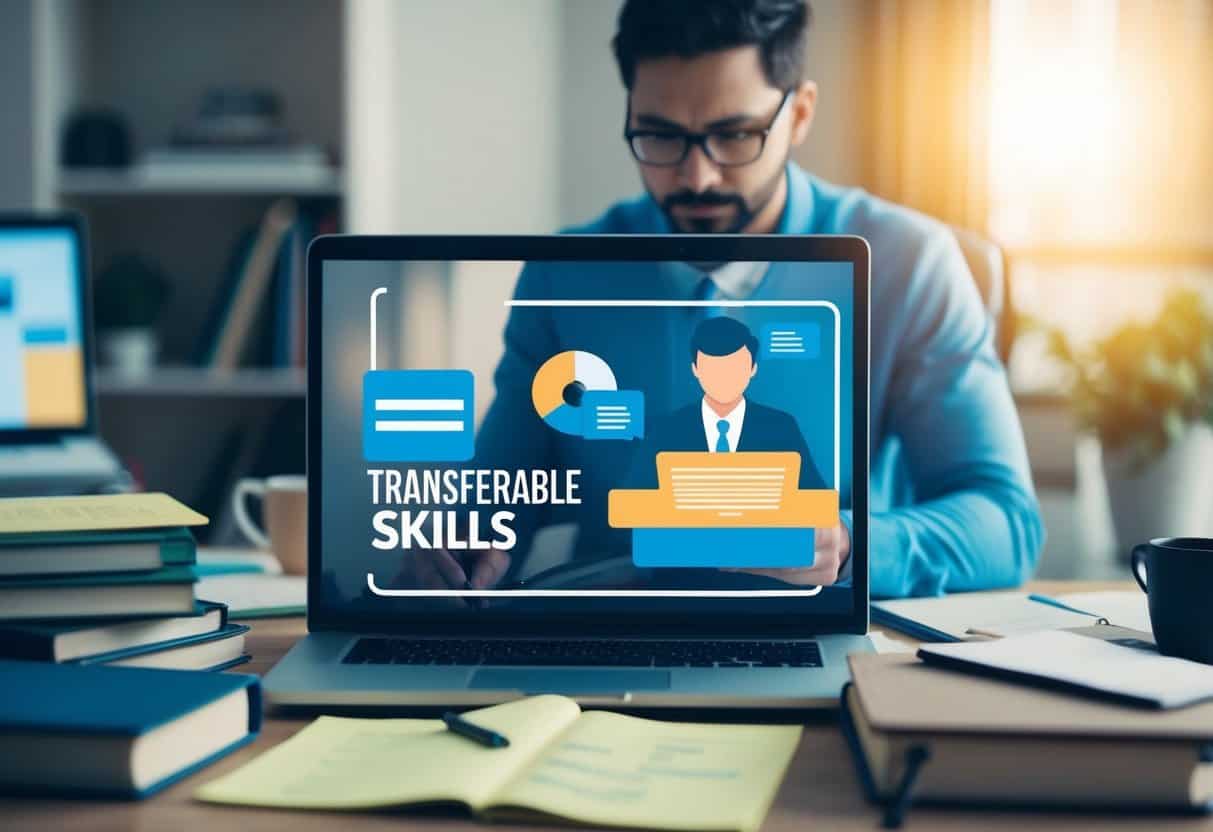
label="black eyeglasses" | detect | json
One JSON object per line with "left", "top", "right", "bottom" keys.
{"left": 624, "top": 90, "right": 794, "bottom": 168}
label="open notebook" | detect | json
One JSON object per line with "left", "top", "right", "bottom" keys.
{"left": 196, "top": 695, "right": 801, "bottom": 832}
{"left": 873, "top": 590, "right": 1150, "bottom": 642}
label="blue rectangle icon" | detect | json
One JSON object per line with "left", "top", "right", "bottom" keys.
{"left": 761, "top": 322, "right": 820, "bottom": 361}
{"left": 632, "top": 527, "right": 816, "bottom": 568}
{"left": 23, "top": 325, "right": 68, "bottom": 345}
{"left": 581, "top": 390, "right": 644, "bottom": 440}
{"left": 0, "top": 277, "right": 12, "bottom": 313}
{"left": 362, "top": 369, "right": 475, "bottom": 462}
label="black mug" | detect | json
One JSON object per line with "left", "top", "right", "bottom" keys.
{"left": 1131, "top": 538, "right": 1213, "bottom": 665}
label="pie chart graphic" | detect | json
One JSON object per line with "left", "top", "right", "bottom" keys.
{"left": 531, "top": 350, "right": 617, "bottom": 435}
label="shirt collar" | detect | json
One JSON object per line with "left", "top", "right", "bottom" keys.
{"left": 701, "top": 396, "right": 746, "bottom": 445}
{"left": 776, "top": 162, "right": 816, "bottom": 234}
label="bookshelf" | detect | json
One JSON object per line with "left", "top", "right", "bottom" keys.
{"left": 58, "top": 169, "right": 345, "bottom": 198}
{"left": 94, "top": 368, "right": 307, "bottom": 399}
{"left": 21, "top": 0, "right": 346, "bottom": 540}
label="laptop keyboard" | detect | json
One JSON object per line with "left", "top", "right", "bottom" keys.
{"left": 341, "top": 638, "right": 822, "bottom": 668}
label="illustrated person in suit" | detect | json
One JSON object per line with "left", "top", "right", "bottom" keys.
{"left": 641, "top": 315, "right": 827, "bottom": 490}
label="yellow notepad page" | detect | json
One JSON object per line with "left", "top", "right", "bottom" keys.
{"left": 196, "top": 695, "right": 801, "bottom": 832}
{"left": 196, "top": 695, "right": 582, "bottom": 810}
{"left": 0, "top": 492, "right": 208, "bottom": 533}
{"left": 490, "top": 710, "right": 801, "bottom": 832}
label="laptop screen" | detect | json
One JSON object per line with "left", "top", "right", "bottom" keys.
{"left": 0, "top": 226, "right": 88, "bottom": 432}
{"left": 318, "top": 253, "right": 860, "bottom": 625}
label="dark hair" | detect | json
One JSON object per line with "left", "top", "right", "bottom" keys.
{"left": 613, "top": 0, "right": 812, "bottom": 90}
{"left": 690, "top": 316, "right": 760, "bottom": 364}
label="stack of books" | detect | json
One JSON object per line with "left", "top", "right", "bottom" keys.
{"left": 0, "top": 493, "right": 249, "bottom": 671}
{"left": 844, "top": 643, "right": 1213, "bottom": 825}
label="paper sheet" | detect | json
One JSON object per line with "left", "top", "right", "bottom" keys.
{"left": 195, "top": 696, "right": 581, "bottom": 809}
{"left": 920, "top": 630, "right": 1213, "bottom": 709}
{"left": 494, "top": 710, "right": 801, "bottom": 832}
{"left": 875, "top": 591, "right": 1098, "bottom": 640}
{"left": 0, "top": 492, "right": 207, "bottom": 534}
{"left": 195, "top": 573, "right": 306, "bottom": 617}
{"left": 1056, "top": 590, "right": 1152, "bottom": 634}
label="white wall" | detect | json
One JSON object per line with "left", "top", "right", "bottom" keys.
{"left": 346, "top": 0, "right": 562, "bottom": 234}
{"left": 557, "top": 0, "right": 636, "bottom": 227}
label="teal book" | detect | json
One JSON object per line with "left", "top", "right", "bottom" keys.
{"left": 0, "top": 600, "right": 226, "bottom": 662}
{"left": 0, "top": 659, "right": 261, "bottom": 798}
{"left": 0, "top": 565, "right": 199, "bottom": 622}
{"left": 0, "top": 526, "right": 197, "bottom": 578}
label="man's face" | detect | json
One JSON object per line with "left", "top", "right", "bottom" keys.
{"left": 692, "top": 347, "right": 757, "bottom": 405}
{"left": 627, "top": 46, "right": 815, "bottom": 234}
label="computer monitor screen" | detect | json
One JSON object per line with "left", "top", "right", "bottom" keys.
{"left": 0, "top": 226, "right": 88, "bottom": 431}
{"left": 318, "top": 254, "right": 860, "bottom": 624}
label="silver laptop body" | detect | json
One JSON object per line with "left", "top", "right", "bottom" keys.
{"left": 266, "top": 234, "right": 874, "bottom": 709}
{"left": 0, "top": 215, "right": 125, "bottom": 497}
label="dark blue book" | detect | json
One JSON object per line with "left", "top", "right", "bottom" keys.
{"left": 0, "top": 565, "right": 198, "bottom": 621}
{"left": 0, "top": 660, "right": 261, "bottom": 798}
{"left": 0, "top": 600, "right": 226, "bottom": 662}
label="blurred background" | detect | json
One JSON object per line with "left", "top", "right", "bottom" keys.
{"left": 1, "top": 0, "right": 1211, "bottom": 579}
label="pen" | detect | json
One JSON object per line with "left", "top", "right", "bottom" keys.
{"left": 1027, "top": 593, "right": 1100, "bottom": 618}
{"left": 442, "top": 711, "right": 510, "bottom": 748}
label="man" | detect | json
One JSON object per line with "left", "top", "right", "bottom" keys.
{"left": 429, "top": 0, "right": 1044, "bottom": 597}
{"left": 641, "top": 316, "right": 827, "bottom": 490}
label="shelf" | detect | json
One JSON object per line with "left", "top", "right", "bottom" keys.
{"left": 95, "top": 367, "right": 306, "bottom": 398}
{"left": 58, "top": 168, "right": 344, "bottom": 197}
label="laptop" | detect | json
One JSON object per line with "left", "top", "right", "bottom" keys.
{"left": 265, "top": 234, "right": 873, "bottom": 708}
{"left": 0, "top": 216, "right": 126, "bottom": 497}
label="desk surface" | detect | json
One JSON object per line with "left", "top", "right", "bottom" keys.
{"left": 4, "top": 580, "right": 1210, "bottom": 832}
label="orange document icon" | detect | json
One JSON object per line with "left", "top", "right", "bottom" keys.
{"left": 608, "top": 451, "right": 838, "bottom": 529}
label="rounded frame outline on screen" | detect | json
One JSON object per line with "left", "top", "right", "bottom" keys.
{"left": 307, "top": 235, "right": 871, "bottom": 638}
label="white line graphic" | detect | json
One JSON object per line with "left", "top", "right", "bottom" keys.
{"left": 375, "top": 399, "right": 464, "bottom": 411}
{"left": 374, "top": 420, "right": 464, "bottom": 432}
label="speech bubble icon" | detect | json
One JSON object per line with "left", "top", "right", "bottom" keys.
{"left": 761, "top": 322, "right": 820, "bottom": 361}
{"left": 581, "top": 390, "right": 645, "bottom": 440}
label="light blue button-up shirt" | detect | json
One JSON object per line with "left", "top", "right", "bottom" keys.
{"left": 552, "top": 163, "right": 1045, "bottom": 597}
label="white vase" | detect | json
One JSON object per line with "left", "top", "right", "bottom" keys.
{"left": 99, "top": 328, "right": 158, "bottom": 377}
{"left": 1101, "top": 423, "right": 1213, "bottom": 556}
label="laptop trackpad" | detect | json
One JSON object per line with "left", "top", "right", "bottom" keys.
{"left": 469, "top": 668, "right": 670, "bottom": 693}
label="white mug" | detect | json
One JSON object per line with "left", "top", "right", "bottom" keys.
{"left": 232, "top": 475, "right": 307, "bottom": 575}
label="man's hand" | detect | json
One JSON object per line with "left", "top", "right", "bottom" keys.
{"left": 723, "top": 523, "right": 850, "bottom": 586}
{"left": 397, "top": 547, "right": 512, "bottom": 607}
{"left": 413, "top": 547, "right": 512, "bottom": 589}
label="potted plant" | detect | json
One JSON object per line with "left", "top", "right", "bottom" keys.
{"left": 93, "top": 255, "right": 170, "bottom": 376}
{"left": 1043, "top": 287, "right": 1213, "bottom": 554}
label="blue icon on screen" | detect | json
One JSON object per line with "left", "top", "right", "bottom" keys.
{"left": 761, "top": 322, "right": 820, "bottom": 361}
{"left": 581, "top": 390, "right": 644, "bottom": 440}
{"left": 362, "top": 369, "right": 475, "bottom": 462}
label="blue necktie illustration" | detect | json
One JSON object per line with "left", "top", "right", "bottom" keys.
{"left": 694, "top": 275, "right": 727, "bottom": 318}
{"left": 715, "top": 419, "right": 730, "bottom": 452}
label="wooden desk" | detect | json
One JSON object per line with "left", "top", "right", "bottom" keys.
{"left": 4, "top": 581, "right": 1210, "bottom": 831}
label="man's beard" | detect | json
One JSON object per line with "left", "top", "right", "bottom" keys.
{"left": 656, "top": 160, "right": 786, "bottom": 234}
